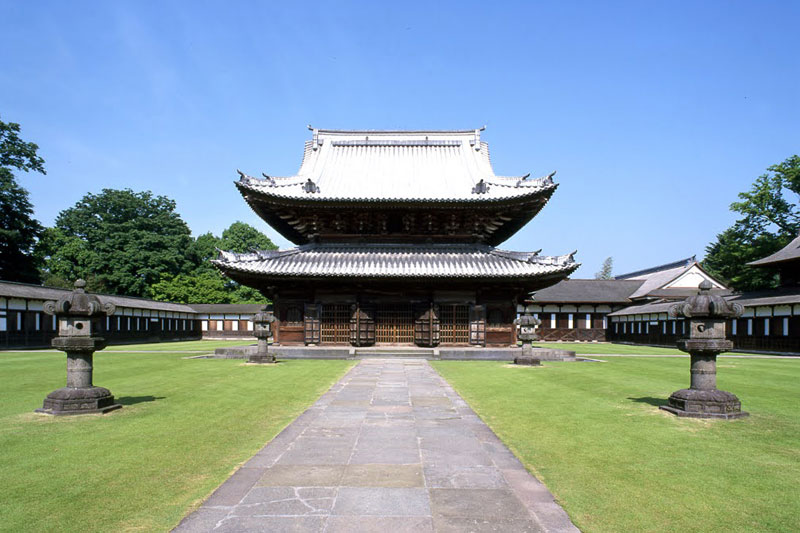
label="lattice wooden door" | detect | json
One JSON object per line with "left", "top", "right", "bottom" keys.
{"left": 440, "top": 304, "right": 469, "bottom": 344}
{"left": 376, "top": 303, "right": 414, "bottom": 344}
{"left": 321, "top": 304, "right": 350, "bottom": 344}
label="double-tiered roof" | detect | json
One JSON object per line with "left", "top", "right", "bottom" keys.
{"left": 215, "top": 127, "right": 578, "bottom": 290}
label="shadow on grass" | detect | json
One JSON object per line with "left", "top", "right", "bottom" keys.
{"left": 117, "top": 396, "right": 165, "bottom": 406}
{"left": 627, "top": 396, "right": 668, "bottom": 407}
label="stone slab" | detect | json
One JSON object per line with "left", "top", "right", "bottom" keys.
{"left": 173, "top": 359, "right": 578, "bottom": 532}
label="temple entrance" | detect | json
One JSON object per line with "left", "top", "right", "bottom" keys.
{"left": 376, "top": 303, "right": 414, "bottom": 344}
{"left": 321, "top": 304, "right": 350, "bottom": 343}
{"left": 440, "top": 304, "right": 470, "bottom": 344}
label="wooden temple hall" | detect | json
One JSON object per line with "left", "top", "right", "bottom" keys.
{"left": 214, "top": 128, "right": 579, "bottom": 347}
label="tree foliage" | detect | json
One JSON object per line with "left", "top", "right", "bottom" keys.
{"left": 38, "top": 189, "right": 194, "bottom": 297}
{"left": 0, "top": 117, "right": 45, "bottom": 283}
{"left": 703, "top": 156, "right": 800, "bottom": 292}
{"left": 150, "top": 221, "right": 275, "bottom": 304}
{"left": 595, "top": 257, "right": 613, "bottom": 280}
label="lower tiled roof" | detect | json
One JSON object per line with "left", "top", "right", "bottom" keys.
{"left": 213, "top": 244, "right": 579, "bottom": 279}
{"left": 530, "top": 279, "right": 644, "bottom": 304}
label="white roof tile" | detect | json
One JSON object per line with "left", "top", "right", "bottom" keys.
{"left": 240, "top": 129, "right": 554, "bottom": 202}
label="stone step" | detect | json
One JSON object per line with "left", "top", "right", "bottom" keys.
{"left": 353, "top": 347, "right": 436, "bottom": 359}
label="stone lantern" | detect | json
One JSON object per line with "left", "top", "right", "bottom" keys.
{"left": 661, "top": 280, "right": 748, "bottom": 419}
{"left": 36, "top": 279, "right": 121, "bottom": 415}
{"left": 514, "top": 314, "right": 542, "bottom": 365}
{"left": 249, "top": 306, "right": 276, "bottom": 364}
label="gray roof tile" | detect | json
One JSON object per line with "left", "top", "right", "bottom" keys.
{"left": 0, "top": 281, "right": 196, "bottom": 313}
{"left": 213, "top": 244, "right": 579, "bottom": 279}
{"left": 529, "top": 279, "right": 643, "bottom": 303}
{"left": 749, "top": 233, "right": 800, "bottom": 266}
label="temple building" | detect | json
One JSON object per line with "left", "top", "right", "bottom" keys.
{"left": 213, "top": 127, "right": 579, "bottom": 347}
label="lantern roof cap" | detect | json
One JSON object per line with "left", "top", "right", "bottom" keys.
{"left": 669, "top": 281, "right": 743, "bottom": 319}
{"left": 43, "top": 279, "right": 116, "bottom": 318}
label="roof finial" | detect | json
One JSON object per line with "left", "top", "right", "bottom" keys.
{"left": 311, "top": 128, "right": 321, "bottom": 151}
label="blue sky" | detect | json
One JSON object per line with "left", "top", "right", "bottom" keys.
{"left": 1, "top": 1, "right": 799, "bottom": 278}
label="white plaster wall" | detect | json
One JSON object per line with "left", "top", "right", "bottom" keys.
{"left": 774, "top": 305, "right": 791, "bottom": 316}
{"left": 666, "top": 265, "right": 725, "bottom": 289}
{"left": 8, "top": 298, "right": 26, "bottom": 310}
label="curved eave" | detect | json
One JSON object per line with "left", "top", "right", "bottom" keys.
{"left": 235, "top": 180, "right": 558, "bottom": 246}
{"left": 235, "top": 178, "right": 555, "bottom": 204}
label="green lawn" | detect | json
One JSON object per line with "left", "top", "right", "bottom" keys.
{"left": 0, "top": 343, "right": 353, "bottom": 532}
{"left": 432, "top": 358, "right": 800, "bottom": 533}
{"left": 103, "top": 339, "right": 249, "bottom": 352}
{"left": 535, "top": 342, "right": 686, "bottom": 355}
{"left": 534, "top": 342, "right": 767, "bottom": 357}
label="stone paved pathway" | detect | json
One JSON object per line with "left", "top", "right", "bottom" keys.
{"left": 174, "top": 358, "right": 579, "bottom": 532}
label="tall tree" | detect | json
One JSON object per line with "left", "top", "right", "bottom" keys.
{"left": 595, "top": 257, "right": 613, "bottom": 280}
{"left": 0, "top": 117, "right": 45, "bottom": 283}
{"left": 150, "top": 221, "right": 274, "bottom": 304}
{"left": 220, "top": 221, "right": 278, "bottom": 254}
{"left": 38, "top": 189, "right": 195, "bottom": 297}
{"left": 704, "top": 155, "right": 800, "bottom": 292}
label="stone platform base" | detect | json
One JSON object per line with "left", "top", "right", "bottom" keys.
{"left": 211, "top": 345, "right": 578, "bottom": 362}
{"left": 36, "top": 386, "right": 122, "bottom": 416}
{"left": 659, "top": 388, "right": 749, "bottom": 419}
{"left": 514, "top": 355, "right": 542, "bottom": 366}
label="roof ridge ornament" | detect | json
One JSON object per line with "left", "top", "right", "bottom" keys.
{"left": 303, "top": 178, "right": 319, "bottom": 194}
{"left": 469, "top": 128, "right": 482, "bottom": 151}
{"left": 236, "top": 169, "right": 258, "bottom": 185}
{"left": 311, "top": 127, "right": 322, "bottom": 151}
{"left": 471, "top": 179, "right": 490, "bottom": 194}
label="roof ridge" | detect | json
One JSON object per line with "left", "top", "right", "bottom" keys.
{"left": 311, "top": 127, "right": 486, "bottom": 135}
{"left": 614, "top": 256, "right": 696, "bottom": 279}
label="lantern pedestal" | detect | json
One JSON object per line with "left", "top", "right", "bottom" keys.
{"left": 248, "top": 307, "right": 276, "bottom": 364}
{"left": 248, "top": 338, "right": 276, "bottom": 364}
{"left": 514, "top": 343, "right": 541, "bottom": 366}
{"left": 37, "top": 385, "right": 121, "bottom": 416}
{"left": 513, "top": 314, "right": 542, "bottom": 366}
{"left": 660, "top": 387, "right": 746, "bottom": 419}
{"left": 36, "top": 280, "right": 121, "bottom": 416}
{"left": 37, "top": 345, "right": 122, "bottom": 416}
{"left": 660, "top": 281, "right": 749, "bottom": 420}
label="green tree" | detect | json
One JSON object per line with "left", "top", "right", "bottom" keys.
{"left": 219, "top": 221, "right": 277, "bottom": 254}
{"left": 149, "top": 271, "right": 232, "bottom": 304}
{"left": 703, "top": 155, "right": 800, "bottom": 292}
{"left": 150, "top": 221, "right": 274, "bottom": 304}
{"left": 594, "top": 257, "right": 613, "bottom": 280}
{"left": 0, "top": 117, "right": 45, "bottom": 283}
{"left": 38, "top": 189, "right": 195, "bottom": 297}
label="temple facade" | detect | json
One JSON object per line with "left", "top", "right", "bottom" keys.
{"left": 214, "top": 128, "right": 579, "bottom": 347}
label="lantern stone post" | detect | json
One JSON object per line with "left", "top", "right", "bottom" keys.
{"left": 661, "top": 280, "right": 748, "bottom": 419}
{"left": 249, "top": 306, "right": 276, "bottom": 364}
{"left": 36, "top": 279, "right": 121, "bottom": 416}
{"left": 514, "top": 314, "right": 542, "bottom": 365}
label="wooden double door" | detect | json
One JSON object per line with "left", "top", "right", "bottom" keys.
{"left": 305, "top": 301, "right": 482, "bottom": 346}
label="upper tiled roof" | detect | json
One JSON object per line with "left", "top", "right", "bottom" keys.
{"left": 617, "top": 261, "right": 726, "bottom": 300}
{"left": 749, "top": 232, "right": 800, "bottom": 267}
{"left": 529, "top": 279, "right": 644, "bottom": 304}
{"left": 237, "top": 128, "right": 556, "bottom": 203}
{"left": 0, "top": 281, "right": 196, "bottom": 313}
{"left": 213, "top": 244, "right": 579, "bottom": 279}
{"left": 615, "top": 256, "right": 696, "bottom": 280}
{"left": 726, "top": 287, "right": 800, "bottom": 307}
